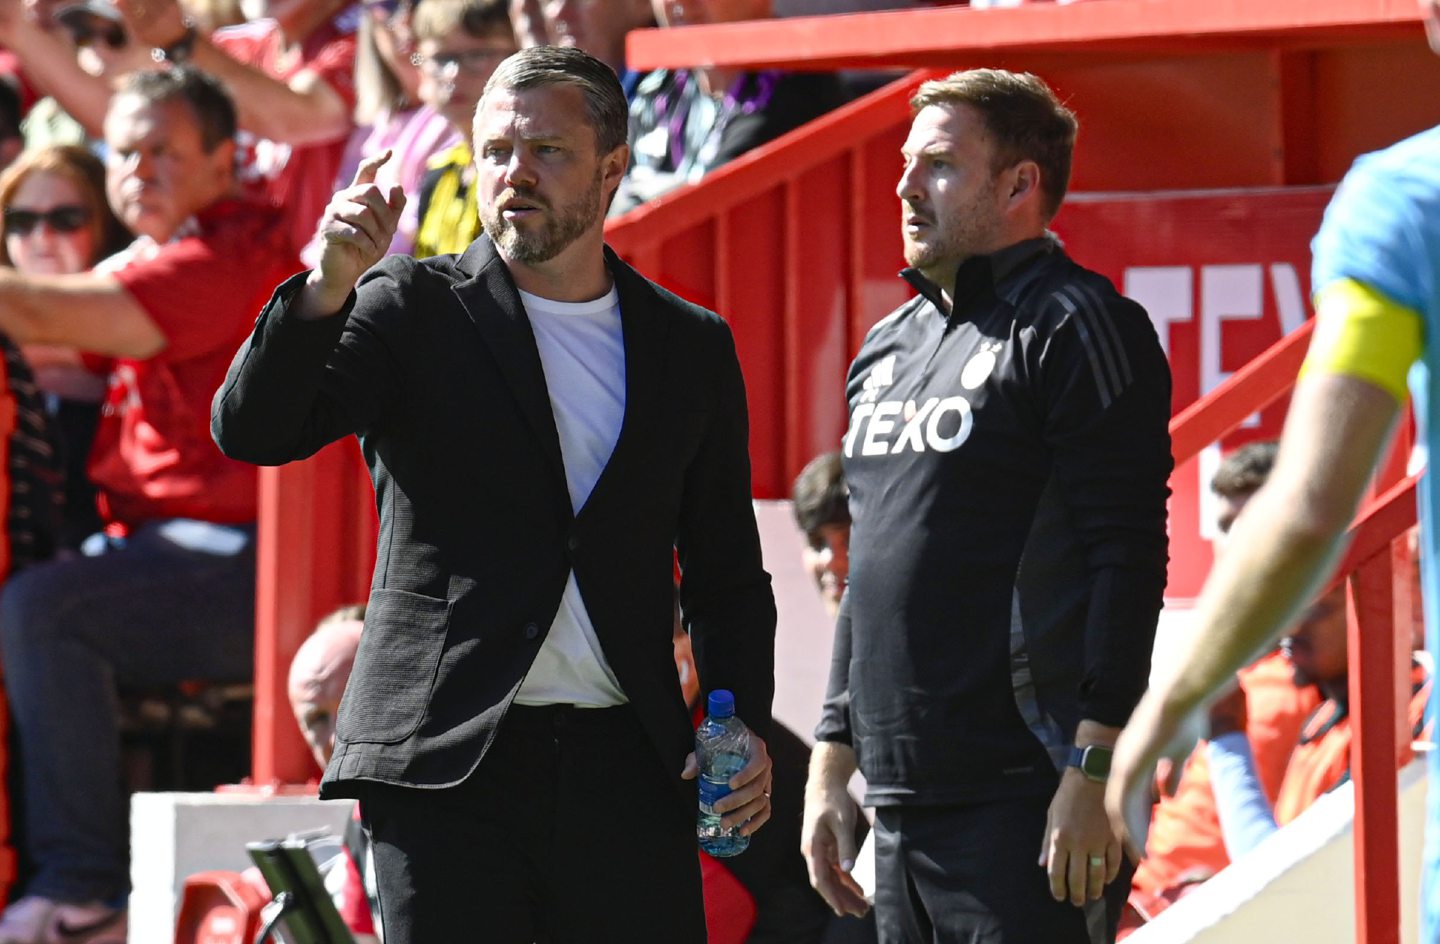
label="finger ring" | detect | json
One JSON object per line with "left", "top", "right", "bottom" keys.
{"left": 763, "top": 791, "right": 771, "bottom": 800}
{"left": 1088, "top": 855, "right": 1105, "bottom": 868}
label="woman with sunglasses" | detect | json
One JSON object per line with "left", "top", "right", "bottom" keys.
{"left": 300, "top": 0, "right": 459, "bottom": 265}
{"left": 0, "top": 145, "right": 130, "bottom": 550}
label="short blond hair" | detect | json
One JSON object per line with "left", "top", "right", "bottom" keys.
{"left": 412, "top": 0, "right": 513, "bottom": 43}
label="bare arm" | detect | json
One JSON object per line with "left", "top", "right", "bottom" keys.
{"left": 801, "top": 739, "right": 869, "bottom": 917}
{"left": 116, "top": 0, "right": 352, "bottom": 146}
{"left": 0, "top": 14, "right": 133, "bottom": 136}
{"left": 1106, "top": 370, "right": 1399, "bottom": 857}
{"left": 0, "top": 269, "right": 166, "bottom": 358}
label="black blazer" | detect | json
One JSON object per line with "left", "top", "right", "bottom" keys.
{"left": 212, "top": 236, "right": 777, "bottom": 808}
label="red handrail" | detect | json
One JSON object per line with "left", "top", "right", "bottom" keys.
{"left": 1169, "top": 321, "right": 1414, "bottom": 943}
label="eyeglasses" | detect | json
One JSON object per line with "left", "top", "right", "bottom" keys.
{"left": 412, "top": 48, "right": 512, "bottom": 76}
{"left": 5, "top": 206, "right": 91, "bottom": 237}
{"left": 68, "top": 20, "right": 127, "bottom": 50}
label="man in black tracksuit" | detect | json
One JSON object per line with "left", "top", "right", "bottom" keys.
{"left": 801, "top": 69, "right": 1173, "bottom": 944}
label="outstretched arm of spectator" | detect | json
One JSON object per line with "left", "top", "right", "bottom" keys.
{"left": 0, "top": 269, "right": 165, "bottom": 356}
{"left": 1206, "top": 733, "right": 1278, "bottom": 858}
{"left": 115, "top": 0, "right": 352, "bottom": 146}
{"left": 1106, "top": 370, "right": 1399, "bottom": 861}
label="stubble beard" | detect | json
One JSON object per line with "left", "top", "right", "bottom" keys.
{"left": 901, "top": 178, "right": 1004, "bottom": 286}
{"left": 483, "top": 169, "right": 604, "bottom": 265}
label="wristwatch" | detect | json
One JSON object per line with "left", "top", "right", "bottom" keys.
{"left": 151, "top": 22, "right": 198, "bottom": 65}
{"left": 1066, "top": 744, "right": 1113, "bottom": 783}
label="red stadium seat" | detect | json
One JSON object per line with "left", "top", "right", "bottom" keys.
{"left": 173, "top": 870, "right": 266, "bottom": 944}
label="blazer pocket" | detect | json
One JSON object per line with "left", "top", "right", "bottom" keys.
{"left": 335, "top": 588, "right": 453, "bottom": 745}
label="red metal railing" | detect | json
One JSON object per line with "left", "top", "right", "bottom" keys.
{"left": 1168, "top": 324, "right": 1415, "bottom": 944}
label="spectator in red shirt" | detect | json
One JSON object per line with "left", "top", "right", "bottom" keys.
{"left": 123, "top": 0, "right": 360, "bottom": 254}
{"left": 0, "top": 0, "right": 359, "bottom": 255}
{"left": 0, "top": 67, "right": 297, "bottom": 944}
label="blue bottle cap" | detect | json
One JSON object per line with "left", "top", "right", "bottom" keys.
{"left": 707, "top": 689, "right": 735, "bottom": 719}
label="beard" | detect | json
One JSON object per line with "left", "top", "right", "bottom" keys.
{"left": 482, "top": 168, "right": 604, "bottom": 265}
{"left": 901, "top": 176, "right": 1004, "bottom": 277}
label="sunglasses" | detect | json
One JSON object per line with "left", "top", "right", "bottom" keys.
{"left": 68, "top": 20, "right": 127, "bottom": 49}
{"left": 5, "top": 206, "right": 91, "bottom": 237}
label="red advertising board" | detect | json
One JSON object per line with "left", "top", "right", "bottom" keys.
{"left": 1053, "top": 187, "right": 1336, "bottom": 600}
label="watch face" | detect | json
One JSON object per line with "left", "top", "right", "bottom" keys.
{"left": 1082, "top": 746, "right": 1112, "bottom": 781}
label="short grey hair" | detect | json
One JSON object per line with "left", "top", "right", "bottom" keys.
{"left": 482, "top": 45, "right": 628, "bottom": 155}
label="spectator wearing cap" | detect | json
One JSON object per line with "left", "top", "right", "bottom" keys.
{"left": 0, "top": 67, "right": 297, "bottom": 944}
{"left": 300, "top": 0, "right": 459, "bottom": 265}
{"left": 610, "top": 0, "right": 845, "bottom": 215}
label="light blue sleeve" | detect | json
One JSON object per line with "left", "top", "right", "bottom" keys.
{"left": 1311, "top": 130, "right": 1440, "bottom": 325}
{"left": 1206, "top": 732, "right": 1278, "bottom": 858}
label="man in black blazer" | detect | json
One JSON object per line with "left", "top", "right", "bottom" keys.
{"left": 212, "top": 46, "right": 777, "bottom": 943}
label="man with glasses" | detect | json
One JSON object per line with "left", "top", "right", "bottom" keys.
{"left": 0, "top": 68, "right": 297, "bottom": 944}
{"left": 410, "top": 0, "right": 516, "bottom": 256}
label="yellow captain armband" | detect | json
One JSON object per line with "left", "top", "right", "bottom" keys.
{"left": 1300, "top": 278, "right": 1423, "bottom": 405}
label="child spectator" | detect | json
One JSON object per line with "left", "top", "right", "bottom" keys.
{"left": 791, "top": 451, "right": 848, "bottom": 620}
{"left": 410, "top": 0, "right": 516, "bottom": 257}
{"left": 300, "top": 0, "right": 461, "bottom": 264}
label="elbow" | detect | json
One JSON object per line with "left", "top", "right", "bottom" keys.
{"left": 210, "top": 398, "right": 290, "bottom": 467}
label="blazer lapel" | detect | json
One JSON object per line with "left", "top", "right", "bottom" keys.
{"left": 450, "top": 237, "right": 568, "bottom": 497}
{"left": 579, "top": 247, "right": 669, "bottom": 518}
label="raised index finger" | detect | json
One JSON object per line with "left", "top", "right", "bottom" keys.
{"left": 352, "top": 149, "right": 393, "bottom": 188}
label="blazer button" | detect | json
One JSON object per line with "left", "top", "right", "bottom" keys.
{"left": 566, "top": 533, "right": 581, "bottom": 553}
{"left": 523, "top": 622, "right": 540, "bottom": 640}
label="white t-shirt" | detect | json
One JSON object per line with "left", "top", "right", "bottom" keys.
{"left": 512, "top": 286, "right": 629, "bottom": 707}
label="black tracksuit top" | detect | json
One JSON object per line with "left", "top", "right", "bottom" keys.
{"left": 816, "top": 237, "right": 1174, "bottom": 807}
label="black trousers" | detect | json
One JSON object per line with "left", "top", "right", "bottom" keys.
{"left": 871, "top": 794, "right": 1132, "bottom": 944}
{"left": 360, "top": 704, "right": 707, "bottom": 943}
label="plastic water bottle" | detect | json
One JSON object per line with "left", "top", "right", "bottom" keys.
{"left": 696, "top": 689, "right": 751, "bottom": 857}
